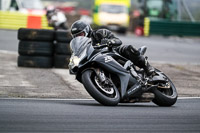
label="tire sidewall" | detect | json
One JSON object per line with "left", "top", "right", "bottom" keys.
{"left": 18, "top": 28, "right": 54, "bottom": 41}
{"left": 18, "top": 56, "right": 53, "bottom": 68}
{"left": 55, "top": 42, "right": 71, "bottom": 55}
{"left": 54, "top": 55, "right": 70, "bottom": 68}
{"left": 18, "top": 41, "right": 54, "bottom": 56}
{"left": 55, "top": 30, "right": 72, "bottom": 42}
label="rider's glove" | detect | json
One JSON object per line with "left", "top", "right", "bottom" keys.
{"left": 107, "top": 39, "right": 115, "bottom": 47}
{"left": 100, "top": 39, "right": 108, "bottom": 45}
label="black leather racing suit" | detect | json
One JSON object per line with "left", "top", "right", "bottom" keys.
{"left": 91, "top": 29, "right": 149, "bottom": 69}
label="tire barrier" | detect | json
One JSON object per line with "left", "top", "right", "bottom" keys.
{"left": 17, "top": 28, "right": 72, "bottom": 69}
{"left": 18, "top": 56, "right": 53, "bottom": 68}
{"left": 18, "top": 28, "right": 55, "bottom": 41}
{"left": 55, "top": 42, "right": 71, "bottom": 55}
{"left": 18, "top": 41, "right": 54, "bottom": 56}
{"left": 55, "top": 30, "right": 72, "bottom": 43}
{"left": 18, "top": 28, "right": 54, "bottom": 68}
{"left": 54, "top": 30, "right": 72, "bottom": 68}
{"left": 54, "top": 55, "right": 71, "bottom": 69}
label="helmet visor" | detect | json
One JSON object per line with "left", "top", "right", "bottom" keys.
{"left": 73, "top": 31, "right": 85, "bottom": 38}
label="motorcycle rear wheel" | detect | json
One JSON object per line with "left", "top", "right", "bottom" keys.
{"left": 152, "top": 69, "right": 178, "bottom": 106}
{"left": 82, "top": 69, "right": 120, "bottom": 106}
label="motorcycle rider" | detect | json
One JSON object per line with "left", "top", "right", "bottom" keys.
{"left": 70, "top": 20, "right": 154, "bottom": 76}
{"left": 46, "top": 6, "right": 68, "bottom": 30}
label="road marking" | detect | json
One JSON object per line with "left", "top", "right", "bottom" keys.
{"left": 178, "top": 97, "right": 200, "bottom": 99}
{"left": 0, "top": 98, "right": 93, "bottom": 101}
{"left": 0, "top": 75, "right": 5, "bottom": 78}
{"left": 0, "top": 50, "right": 17, "bottom": 55}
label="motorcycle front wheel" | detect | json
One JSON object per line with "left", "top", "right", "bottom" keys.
{"left": 81, "top": 69, "right": 120, "bottom": 106}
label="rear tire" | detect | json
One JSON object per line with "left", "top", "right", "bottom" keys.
{"left": 152, "top": 69, "right": 178, "bottom": 106}
{"left": 82, "top": 69, "right": 120, "bottom": 106}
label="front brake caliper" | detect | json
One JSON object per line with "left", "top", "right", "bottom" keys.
{"left": 95, "top": 68, "right": 106, "bottom": 83}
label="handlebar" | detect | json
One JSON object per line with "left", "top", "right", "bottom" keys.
{"left": 93, "top": 44, "right": 108, "bottom": 49}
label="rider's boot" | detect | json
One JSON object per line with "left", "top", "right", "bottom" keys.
{"left": 116, "top": 45, "right": 154, "bottom": 76}
{"left": 144, "top": 60, "right": 155, "bottom": 76}
{"left": 138, "top": 56, "right": 155, "bottom": 76}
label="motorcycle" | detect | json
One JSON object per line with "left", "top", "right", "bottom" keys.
{"left": 69, "top": 36, "right": 178, "bottom": 106}
{"left": 46, "top": 9, "right": 68, "bottom": 30}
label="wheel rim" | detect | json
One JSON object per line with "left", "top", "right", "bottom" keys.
{"left": 94, "top": 76, "right": 114, "bottom": 95}
{"left": 157, "top": 81, "right": 173, "bottom": 96}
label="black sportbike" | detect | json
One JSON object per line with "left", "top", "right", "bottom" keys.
{"left": 69, "top": 36, "right": 178, "bottom": 106}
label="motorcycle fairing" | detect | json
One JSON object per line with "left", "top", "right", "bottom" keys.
{"left": 90, "top": 52, "right": 131, "bottom": 98}
{"left": 149, "top": 71, "right": 168, "bottom": 83}
{"left": 70, "top": 37, "right": 130, "bottom": 98}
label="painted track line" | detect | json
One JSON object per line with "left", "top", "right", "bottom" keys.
{"left": 0, "top": 98, "right": 93, "bottom": 101}
{"left": 178, "top": 97, "right": 200, "bottom": 99}
{"left": 0, "top": 50, "right": 17, "bottom": 55}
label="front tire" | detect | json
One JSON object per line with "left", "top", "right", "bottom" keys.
{"left": 81, "top": 69, "right": 120, "bottom": 106}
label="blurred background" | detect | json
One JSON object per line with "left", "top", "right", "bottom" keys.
{"left": 0, "top": 0, "right": 200, "bottom": 36}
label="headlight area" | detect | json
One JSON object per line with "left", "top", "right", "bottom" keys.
{"left": 69, "top": 56, "right": 80, "bottom": 74}
{"left": 72, "top": 56, "right": 80, "bottom": 66}
{"left": 69, "top": 49, "right": 87, "bottom": 74}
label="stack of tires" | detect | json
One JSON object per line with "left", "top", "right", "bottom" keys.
{"left": 54, "top": 30, "right": 72, "bottom": 68}
{"left": 17, "top": 28, "right": 54, "bottom": 68}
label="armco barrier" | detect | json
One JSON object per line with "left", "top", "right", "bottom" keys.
{"left": 144, "top": 17, "right": 200, "bottom": 37}
{"left": 0, "top": 11, "right": 52, "bottom": 30}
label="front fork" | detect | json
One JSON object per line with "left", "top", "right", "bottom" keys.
{"left": 95, "top": 68, "right": 113, "bottom": 88}
{"left": 96, "top": 69, "right": 106, "bottom": 83}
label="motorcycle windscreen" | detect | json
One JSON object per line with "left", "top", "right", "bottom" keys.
{"left": 70, "top": 36, "right": 92, "bottom": 56}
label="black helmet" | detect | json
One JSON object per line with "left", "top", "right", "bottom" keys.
{"left": 71, "top": 20, "right": 92, "bottom": 38}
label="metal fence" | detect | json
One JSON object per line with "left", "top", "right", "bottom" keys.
{"left": 144, "top": 17, "right": 200, "bottom": 36}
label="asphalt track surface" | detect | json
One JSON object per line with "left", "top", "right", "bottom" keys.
{"left": 0, "top": 98, "right": 200, "bottom": 132}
